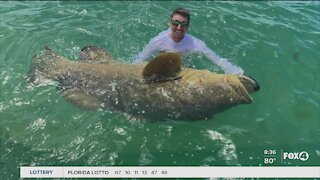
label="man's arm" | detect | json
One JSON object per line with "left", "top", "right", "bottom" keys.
{"left": 196, "top": 40, "right": 244, "bottom": 75}
{"left": 133, "top": 38, "right": 158, "bottom": 64}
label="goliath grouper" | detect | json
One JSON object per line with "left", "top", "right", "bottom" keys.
{"left": 27, "top": 46, "right": 259, "bottom": 120}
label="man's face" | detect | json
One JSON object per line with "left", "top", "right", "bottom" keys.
{"left": 169, "top": 14, "right": 189, "bottom": 40}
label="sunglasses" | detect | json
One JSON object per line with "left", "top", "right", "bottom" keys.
{"left": 171, "top": 19, "right": 189, "bottom": 28}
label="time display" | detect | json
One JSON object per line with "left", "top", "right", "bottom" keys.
{"left": 264, "top": 149, "right": 276, "bottom": 155}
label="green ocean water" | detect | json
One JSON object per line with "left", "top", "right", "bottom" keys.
{"left": 0, "top": 1, "right": 319, "bottom": 179}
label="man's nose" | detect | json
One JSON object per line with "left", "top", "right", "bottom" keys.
{"left": 176, "top": 24, "right": 182, "bottom": 29}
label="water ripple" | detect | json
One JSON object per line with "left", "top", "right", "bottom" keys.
{"left": 1, "top": 2, "right": 319, "bottom": 178}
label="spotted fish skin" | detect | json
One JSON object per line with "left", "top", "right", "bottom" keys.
{"left": 27, "top": 47, "right": 259, "bottom": 120}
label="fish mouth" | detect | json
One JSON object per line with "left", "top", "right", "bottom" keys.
{"left": 248, "top": 76, "right": 260, "bottom": 91}
{"left": 238, "top": 75, "right": 260, "bottom": 93}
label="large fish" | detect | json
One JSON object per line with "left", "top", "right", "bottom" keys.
{"left": 27, "top": 46, "right": 259, "bottom": 120}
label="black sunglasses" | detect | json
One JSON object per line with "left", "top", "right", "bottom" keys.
{"left": 171, "top": 19, "right": 189, "bottom": 28}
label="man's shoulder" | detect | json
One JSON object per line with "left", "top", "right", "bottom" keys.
{"left": 183, "top": 33, "right": 206, "bottom": 48}
{"left": 149, "top": 29, "right": 170, "bottom": 43}
{"left": 185, "top": 33, "right": 203, "bottom": 42}
{"left": 158, "top": 29, "right": 170, "bottom": 36}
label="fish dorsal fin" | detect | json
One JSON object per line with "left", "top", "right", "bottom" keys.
{"left": 142, "top": 52, "right": 182, "bottom": 82}
{"left": 80, "top": 45, "right": 112, "bottom": 63}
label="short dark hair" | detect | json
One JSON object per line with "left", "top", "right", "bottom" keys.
{"left": 171, "top": 8, "right": 190, "bottom": 23}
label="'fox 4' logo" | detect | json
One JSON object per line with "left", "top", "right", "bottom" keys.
{"left": 283, "top": 151, "right": 309, "bottom": 161}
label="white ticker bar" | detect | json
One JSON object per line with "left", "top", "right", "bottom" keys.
{"left": 21, "top": 166, "right": 320, "bottom": 178}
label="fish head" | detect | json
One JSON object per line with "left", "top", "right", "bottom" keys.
{"left": 238, "top": 75, "right": 260, "bottom": 93}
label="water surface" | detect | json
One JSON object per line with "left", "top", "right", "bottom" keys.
{"left": 0, "top": 1, "right": 319, "bottom": 179}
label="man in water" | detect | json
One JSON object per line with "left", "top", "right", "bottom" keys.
{"left": 134, "top": 8, "right": 244, "bottom": 75}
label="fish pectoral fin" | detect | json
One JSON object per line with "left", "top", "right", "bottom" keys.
{"left": 142, "top": 52, "right": 182, "bottom": 82}
{"left": 80, "top": 45, "right": 112, "bottom": 63}
{"left": 62, "top": 91, "right": 102, "bottom": 110}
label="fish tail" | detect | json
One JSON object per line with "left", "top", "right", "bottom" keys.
{"left": 26, "top": 47, "right": 59, "bottom": 86}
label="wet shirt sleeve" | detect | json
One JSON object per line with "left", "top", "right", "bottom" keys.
{"left": 134, "top": 37, "right": 158, "bottom": 63}
{"left": 194, "top": 39, "right": 244, "bottom": 75}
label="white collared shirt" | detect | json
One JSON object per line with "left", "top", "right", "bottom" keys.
{"left": 134, "top": 29, "right": 244, "bottom": 75}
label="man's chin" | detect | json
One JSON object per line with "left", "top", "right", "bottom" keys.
{"left": 173, "top": 33, "right": 184, "bottom": 39}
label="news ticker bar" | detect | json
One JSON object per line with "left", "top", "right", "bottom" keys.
{"left": 21, "top": 166, "right": 320, "bottom": 178}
